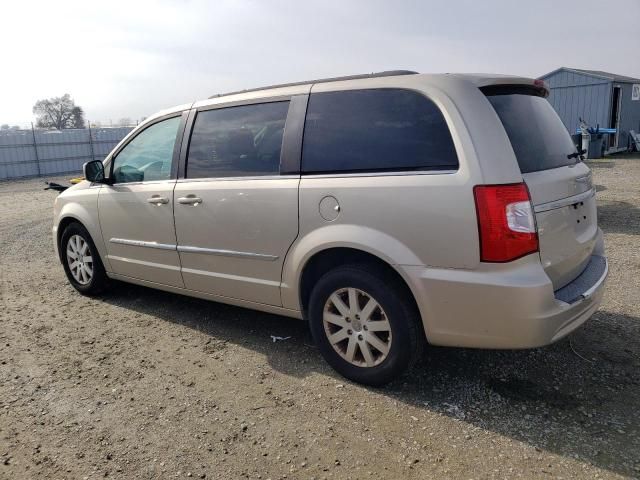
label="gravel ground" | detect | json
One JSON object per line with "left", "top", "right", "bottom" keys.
{"left": 1, "top": 157, "right": 639, "bottom": 479}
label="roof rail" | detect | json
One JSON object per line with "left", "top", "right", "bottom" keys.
{"left": 208, "top": 70, "right": 419, "bottom": 99}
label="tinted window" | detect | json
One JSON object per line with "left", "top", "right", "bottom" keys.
{"left": 112, "top": 116, "right": 181, "bottom": 183}
{"left": 486, "top": 94, "right": 578, "bottom": 173}
{"left": 301, "top": 89, "right": 458, "bottom": 173}
{"left": 186, "top": 102, "right": 289, "bottom": 179}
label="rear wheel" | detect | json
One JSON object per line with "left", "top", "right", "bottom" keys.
{"left": 60, "top": 222, "right": 109, "bottom": 295}
{"left": 308, "top": 264, "right": 423, "bottom": 386}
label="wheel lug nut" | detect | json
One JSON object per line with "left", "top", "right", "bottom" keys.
{"left": 363, "top": 325, "right": 368, "bottom": 331}
{"left": 347, "top": 329, "right": 352, "bottom": 335}
{"left": 345, "top": 317, "right": 351, "bottom": 322}
{"left": 358, "top": 334, "right": 363, "bottom": 341}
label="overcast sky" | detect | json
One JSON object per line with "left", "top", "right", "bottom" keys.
{"left": 2, "top": 0, "right": 639, "bottom": 126}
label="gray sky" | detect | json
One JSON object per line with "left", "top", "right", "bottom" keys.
{"left": 2, "top": 0, "right": 639, "bottom": 126}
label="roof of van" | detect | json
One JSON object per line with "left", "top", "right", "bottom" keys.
{"left": 143, "top": 71, "right": 542, "bottom": 126}
{"left": 208, "top": 71, "right": 541, "bottom": 99}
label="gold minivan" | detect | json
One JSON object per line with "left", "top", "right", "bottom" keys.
{"left": 53, "top": 71, "right": 608, "bottom": 385}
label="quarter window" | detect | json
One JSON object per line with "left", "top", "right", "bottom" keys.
{"left": 302, "top": 89, "right": 458, "bottom": 173}
{"left": 112, "top": 116, "right": 181, "bottom": 183}
{"left": 186, "top": 102, "right": 289, "bottom": 179}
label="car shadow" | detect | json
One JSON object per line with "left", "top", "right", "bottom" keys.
{"left": 99, "top": 283, "right": 640, "bottom": 477}
{"left": 598, "top": 200, "right": 640, "bottom": 236}
{"left": 586, "top": 160, "right": 616, "bottom": 169}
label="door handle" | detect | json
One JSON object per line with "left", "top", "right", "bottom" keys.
{"left": 147, "top": 196, "right": 169, "bottom": 205}
{"left": 177, "top": 195, "right": 203, "bottom": 206}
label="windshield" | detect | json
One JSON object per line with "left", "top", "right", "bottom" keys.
{"left": 486, "top": 93, "right": 578, "bottom": 174}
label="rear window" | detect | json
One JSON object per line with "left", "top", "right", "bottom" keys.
{"left": 302, "top": 89, "right": 458, "bottom": 174}
{"left": 485, "top": 93, "right": 578, "bottom": 174}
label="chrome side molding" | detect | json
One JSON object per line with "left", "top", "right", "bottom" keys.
{"left": 109, "top": 238, "right": 177, "bottom": 250}
{"left": 109, "top": 238, "right": 278, "bottom": 261}
{"left": 177, "top": 245, "right": 278, "bottom": 261}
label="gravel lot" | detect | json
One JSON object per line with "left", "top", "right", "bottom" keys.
{"left": 1, "top": 157, "right": 639, "bottom": 479}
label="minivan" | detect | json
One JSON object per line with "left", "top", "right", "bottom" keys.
{"left": 53, "top": 71, "right": 608, "bottom": 385}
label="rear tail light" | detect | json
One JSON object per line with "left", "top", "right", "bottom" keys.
{"left": 473, "top": 183, "right": 538, "bottom": 262}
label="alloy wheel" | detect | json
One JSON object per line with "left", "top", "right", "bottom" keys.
{"left": 322, "top": 287, "right": 392, "bottom": 367}
{"left": 66, "top": 234, "right": 93, "bottom": 285}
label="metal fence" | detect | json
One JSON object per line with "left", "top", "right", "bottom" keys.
{"left": 0, "top": 126, "right": 134, "bottom": 180}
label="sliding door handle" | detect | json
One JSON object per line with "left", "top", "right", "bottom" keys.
{"left": 147, "top": 196, "right": 169, "bottom": 205}
{"left": 177, "top": 195, "right": 203, "bottom": 206}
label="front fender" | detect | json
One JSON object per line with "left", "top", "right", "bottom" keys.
{"left": 280, "top": 224, "right": 423, "bottom": 312}
{"left": 54, "top": 185, "right": 111, "bottom": 271}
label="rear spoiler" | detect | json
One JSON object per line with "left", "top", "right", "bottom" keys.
{"left": 480, "top": 82, "right": 549, "bottom": 98}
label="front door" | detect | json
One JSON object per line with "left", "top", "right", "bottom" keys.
{"left": 98, "top": 115, "right": 185, "bottom": 287}
{"left": 173, "top": 101, "right": 299, "bottom": 306}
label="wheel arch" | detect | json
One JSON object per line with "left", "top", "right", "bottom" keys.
{"left": 57, "top": 215, "right": 82, "bottom": 257}
{"left": 293, "top": 247, "right": 426, "bottom": 342}
{"left": 282, "top": 225, "right": 423, "bottom": 304}
{"left": 56, "top": 206, "right": 111, "bottom": 272}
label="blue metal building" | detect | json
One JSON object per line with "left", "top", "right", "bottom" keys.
{"left": 539, "top": 67, "right": 640, "bottom": 154}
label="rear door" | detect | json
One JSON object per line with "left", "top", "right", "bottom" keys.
{"left": 485, "top": 90, "right": 598, "bottom": 289}
{"left": 172, "top": 98, "right": 304, "bottom": 306}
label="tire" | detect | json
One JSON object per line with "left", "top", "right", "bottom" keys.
{"left": 308, "top": 264, "right": 424, "bottom": 386}
{"left": 60, "top": 222, "right": 109, "bottom": 295}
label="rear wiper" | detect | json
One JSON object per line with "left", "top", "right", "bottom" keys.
{"left": 567, "top": 149, "right": 586, "bottom": 161}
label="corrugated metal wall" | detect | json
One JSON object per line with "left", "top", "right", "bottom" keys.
{"left": 542, "top": 70, "right": 612, "bottom": 135}
{"left": 617, "top": 82, "right": 640, "bottom": 149}
{"left": 0, "top": 127, "right": 133, "bottom": 180}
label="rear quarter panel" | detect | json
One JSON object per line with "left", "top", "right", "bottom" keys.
{"left": 280, "top": 172, "right": 479, "bottom": 311}
{"left": 281, "top": 76, "right": 510, "bottom": 312}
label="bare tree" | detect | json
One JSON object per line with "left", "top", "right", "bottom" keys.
{"left": 72, "top": 106, "right": 85, "bottom": 129}
{"left": 118, "top": 117, "right": 132, "bottom": 127}
{"left": 33, "top": 94, "right": 86, "bottom": 129}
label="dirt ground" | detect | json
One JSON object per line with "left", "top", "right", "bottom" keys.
{"left": 1, "top": 156, "right": 639, "bottom": 479}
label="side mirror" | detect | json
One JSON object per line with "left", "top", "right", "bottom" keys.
{"left": 83, "top": 160, "right": 106, "bottom": 183}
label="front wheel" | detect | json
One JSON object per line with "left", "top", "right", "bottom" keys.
{"left": 308, "top": 264, "right": 424, "bottom": 386}
{"left": 60, "top": 222, "right": 109, "bottom": 295}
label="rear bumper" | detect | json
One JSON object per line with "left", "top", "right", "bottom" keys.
{"left": 404, "top": 250, "right": 607, "bottom": 349}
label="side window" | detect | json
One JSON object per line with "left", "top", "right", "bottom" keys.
{"left": 186, "top": 101, "right": 289, "bottom": 179}
{"left": 112, "top": 116, "right": 181, "bottom": 183}
{"left": 302, "top": 89, "right": 459, "bottom": 173}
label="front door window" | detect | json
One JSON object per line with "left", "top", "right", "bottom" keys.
{"left": 112, "top": 117, "right": 181, "bottom": 183}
